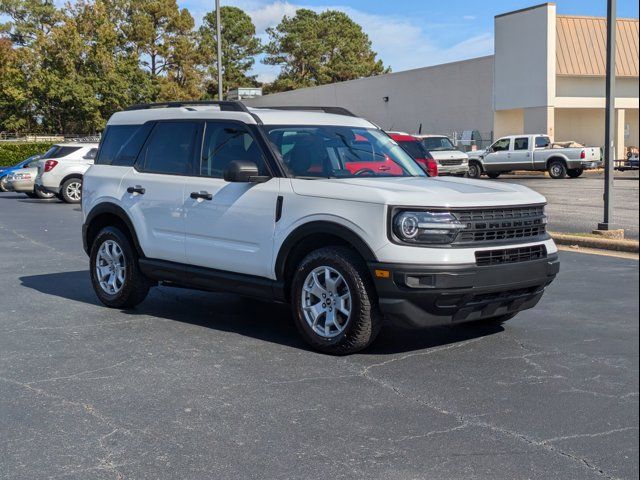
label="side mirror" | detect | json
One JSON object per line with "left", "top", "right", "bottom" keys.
{"left": 223, "top": 160, "right": 269, "bottom": 183}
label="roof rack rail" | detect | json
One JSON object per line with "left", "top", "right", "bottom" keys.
{"left": 124, "top": 100, "right": 251, "bottom": 112}
{"left": 261, "top": 106, "right": 357, "bottom": 117}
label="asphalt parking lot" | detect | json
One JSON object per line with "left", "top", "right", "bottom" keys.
{"left": 496, "top": 172, "right": 639, "bottom": 239}
{"left": 0, "top": 191, "right": 638, "bottom": 480}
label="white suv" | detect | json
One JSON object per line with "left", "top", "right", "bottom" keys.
{"left": 82, "top": 102, "right": 559, "bottom": 354}
{"left": 35, "top": 143, "right": 99, "bottom": 203}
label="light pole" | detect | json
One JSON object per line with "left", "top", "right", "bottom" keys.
{"left": 216, "top": 0, "right": 223, "bottom": 100}
{"left": 597, "top": 0, "right": 616, "bottom": 231}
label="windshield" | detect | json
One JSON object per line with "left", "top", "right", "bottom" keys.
{"left": 397, "top": 140, "right": 428, "bottom": 160}
{"left": 264, "top": 126, "right": 426, "bottom": 178}
{"left": 421, "top": 136, "right": 455, "bottom": 151}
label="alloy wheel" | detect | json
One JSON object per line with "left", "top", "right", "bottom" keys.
{"left": 66, "top": 181, "right": 82, "bottom": 201}
{"left": 301, "top": 266, "right": 352, "bottom": 338}
{"left": 96, "top": 240, "right": 126, "bottom": 295}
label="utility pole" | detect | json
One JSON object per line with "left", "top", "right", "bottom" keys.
{"left": 216, "top": 0, "right": 223, "bottom": 100}
{"left": 598, "top": 0, "right": 616, "bottom": 231}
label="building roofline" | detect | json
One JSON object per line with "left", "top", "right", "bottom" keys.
{"left": 495, "top": 2, "right": 554, "bottom": 19}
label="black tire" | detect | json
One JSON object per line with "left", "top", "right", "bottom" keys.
{"left": 467, "top": 161, "right": 482, "bottom": 179}
{"left": 290, "top": 246, "right": 382, "bottom": 355}
{"left": 24, "top": 192, "right": 37, "bottom": 198}
{"left": 487, "top": 172, "right": 501, "bottom": 179}
{"left": 34, "top": 187, "right": 55, "bottom": 199}
{"left": 567, "top": 168, "right": 584, "bottom": 178}
{"left": 547, "top": 160, "right": 567, "bottom": 179}
{"left": 61, "top": 177, "right": 83, "bottom": 203}
{"left": 90, "top": 226, "right": 151, "bottom": 309}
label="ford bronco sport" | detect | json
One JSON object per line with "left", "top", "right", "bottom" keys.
{"left": 82, "top": 101, "right": 559, "bottom": 354}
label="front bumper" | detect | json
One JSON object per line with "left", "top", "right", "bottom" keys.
{"left": 437, "top": 163, "right": 469, "bottom": 175}
{"left": 9, "top": 178, "right": 35, "bottom": 192}
{"left": 369, "top": 254, "right": 559, "bottom": 328}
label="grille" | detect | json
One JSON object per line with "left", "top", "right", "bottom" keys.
{"left": 439, "top": 159, "right": 463, "bottom": 166}
{"left": 453, "top": 206, "right": 546, "bottom": 245}
{"left": 475, "top": 245, "right": 547, "bottom": 266}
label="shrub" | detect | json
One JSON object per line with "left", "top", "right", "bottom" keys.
{"left": 0, "top": 143, "right": 54, "bottom": 167}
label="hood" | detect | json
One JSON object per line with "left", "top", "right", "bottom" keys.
{"left": 429, "top": 150, "right": 469, "bottom": 161}
{"left": 290, "top": 176, "right": 546, "bottom": 208}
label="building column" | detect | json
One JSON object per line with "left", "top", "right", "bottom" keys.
{"left": 523, "top": 106, "right": 555, "bottom": 139}
{"left": 615, "top": 109, "right": 625, "bottom": 160}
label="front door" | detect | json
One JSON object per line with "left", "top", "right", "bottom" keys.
{"left": 120, "top": 121, "right": 202, "bottom": 264}
{"left": 484, "top": 138, "right": 511, "bottom": 172}
{"left": 183, "top": 121, "right": 280, "bottom": 278}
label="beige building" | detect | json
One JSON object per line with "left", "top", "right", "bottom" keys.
{"left": 247, "top": 3, "right": 639, "bottom": 157}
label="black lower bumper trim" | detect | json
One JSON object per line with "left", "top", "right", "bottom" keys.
{"left": 369, "top": 254, "right": 559, "bottom": 328}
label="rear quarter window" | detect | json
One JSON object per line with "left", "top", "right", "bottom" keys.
{"left": 96, "top": 124, "right": 152, "bottom": 166}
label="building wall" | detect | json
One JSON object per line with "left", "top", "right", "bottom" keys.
{"left": 494, "top": 3, "right": 556, "bottom": 111}
{"left": 494, "top": 108, "right": 524, "bottom": 138}
{"left": 245, "top": 56, "right": 494, "bottom": 135}
{"left": 556, "top": 76, "right": 639, "bottom": 98}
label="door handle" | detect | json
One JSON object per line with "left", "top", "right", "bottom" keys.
{"left": 127, "top": 185, "right": 145, "bottom": 195}
{"left": 190, "top": 191, "right": 213, "bottom": 201}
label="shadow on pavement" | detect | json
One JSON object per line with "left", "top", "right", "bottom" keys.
{"left": 20, "top": 269, "right": 502, "bottom": 355}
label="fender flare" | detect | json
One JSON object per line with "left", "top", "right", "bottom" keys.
{"left": 83, "top": 202, "right": 144, "bottom": 256}
{"left": 274, "top": 221, "right": 377, "bottom": 281}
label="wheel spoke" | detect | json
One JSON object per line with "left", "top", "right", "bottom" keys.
{"left": 301, "top": 265, "right": 352, "bottom": 339}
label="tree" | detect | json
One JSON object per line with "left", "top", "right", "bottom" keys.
{"left": 0, "top": 38, "right": 34, "bottom": 131}
{"left": 0, "top": 0, "right": 59, "bottom": 46}
{"left": 264, "top": 9, "right": 388, "bottom": 92}
{"left": 198, "top": 6, "right": 262, "bottom": 98}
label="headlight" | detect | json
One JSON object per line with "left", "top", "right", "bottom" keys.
{"left": 392, "top": 210, "right": 465, "bottom": 244}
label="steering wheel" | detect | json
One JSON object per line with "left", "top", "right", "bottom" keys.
{"left": 354, "top": 168, "right": 376, "bottom": 177}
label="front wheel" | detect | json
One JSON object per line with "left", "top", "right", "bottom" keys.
{"left": 548, "top": 160, "right": 567, "bottom": 179}
{"left": 467, "top": 161, "right": 482, "bottom": 179}
{"left": 90, "top": 226, "right": 151, "bottom": 309}
{"left": 61, "top": 177, "right": 83, "bottom": 203}
{"left": 567, "top": 168, "right": 584, "bottom": 178}
{"left": 291, "top": 246, "right": 382, "bottom": 355}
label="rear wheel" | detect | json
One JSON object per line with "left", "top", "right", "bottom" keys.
{"left": 548, "top": 160, "right": 567, "bottom": 179}
{"left": 487, "top": 172, "right": 501, "bottom": 179}
{"left": 0, "top": 175, "right": 8, "bottom": 192}
{"left": 90, "top": 226, "right": 151, "bottom": 309}
{"left": 61, "top": 177, "right": 82, "bottom": 203}
{"left": 567, "top": 168, "right": 583, "bottom": 178}
{"left": 291, "top": 246, "right": 382, "bottom": 355}
{"left": 34, "top": 188, "right": 55, "bottom": 199}
{"left": 467, "top": 161, "right": 482, "bottom": 179}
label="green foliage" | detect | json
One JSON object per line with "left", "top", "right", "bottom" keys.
{"left": 0, "top": 142, "right": 52, "bottom": 166}
{"left": 0, "top": 1, "right": 388, "bottom": 131}
{"left": 264, "top": 9, "right": 389, "bottom": 93}
{"left": 198, "top": 6, "right": 262, "bottom": 98}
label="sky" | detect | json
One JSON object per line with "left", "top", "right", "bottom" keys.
{"left": 179, "top": 0, "right": 639, "bottom": 83}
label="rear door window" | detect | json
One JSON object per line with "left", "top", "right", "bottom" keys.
{"left": 398, "top": 141, "right": 426, "bottom": 160}
{"left": 138, "top": 122, "right": 200, "bottom": 175}
{"left": 514, "top": 137, "right": 529, "bottom": 150}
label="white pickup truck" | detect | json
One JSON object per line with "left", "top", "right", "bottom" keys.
{"left": 467, "top": 134, "right": 601, "bottom": 179}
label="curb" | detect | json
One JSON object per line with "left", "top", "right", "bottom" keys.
{"left": 550, "top": 232, "right": 640, "bottom": 253}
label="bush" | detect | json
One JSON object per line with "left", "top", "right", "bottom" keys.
{"left": 0, "top": 143, "right": 54, "bottom": 167}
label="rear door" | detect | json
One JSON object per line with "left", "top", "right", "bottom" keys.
{"left": 182, "top": 121, "right": 280, "bottom": 278}
{"left": 509, "top": 136, "right": 533, "bottom": 170}
{"left": 120, "top": 121, "right": 202, "bottom": 264}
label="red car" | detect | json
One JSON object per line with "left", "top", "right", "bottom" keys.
{"left": 388, "top": 132, "right": 438, "bottom": 177}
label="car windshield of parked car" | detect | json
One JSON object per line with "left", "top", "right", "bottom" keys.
{"left": 397, "top": 140, "right": 428, "bottom": 160}
{"left": 421, "top": 137, "right": 455, "bottom": 151}
{"left": 265, "top": 126, "right": 425, "bottom": 178}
